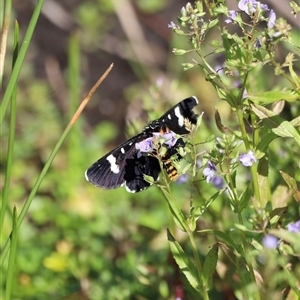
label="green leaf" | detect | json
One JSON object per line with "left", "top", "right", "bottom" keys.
{"left": 291, "top": 116, "right": 300, "bottom": 127}
{"left": 207, "top": 18, "right": 219, "bottom": 29}
{"left": 257, "top": 156, "right": 269, "bottom": 208}
{"left": 256, "top": 131, "right": 277, "bottom": 154}
{"left": 251, "top": 103, "right": 300, "bottom": 146}
{"left": 269, "top": 229, "right": 300, "bottom": 253}
{"left": 161, "top": 188, "right": 186, "bottom": 232}
{"left": 198, "top": 189, "right": 225, "bottom": 215}
{"left": 238, "top": 183, "right": 253, "bottom": 212}
{"left": 236, "top": 256, "right": 253, "bottom": 287}
{"left": 280, "top": 171, "right": 300, "bottom": 203}
{"left": 167, "top": 229, "right": 201, "bottom": 291}
{"left": 289, "top": 59, "right": 300, "bottom": 88}
{"left": 182, "top": 63, "right": 195, "bottom": 71}
{"left": 247, "top": 90, "right": 299, "bottom": 104}
{"left": 143, "top": 174, "right": 156, "bottom": 184}
{"left": 269, "top": 206, "right": 287, "bottom": 225}
{"left": 203, "top": 244, "right": 218, "bottom": 290}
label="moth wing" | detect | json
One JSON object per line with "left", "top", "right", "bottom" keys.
{"left": 124, "top": 154, "right": 161, "bottom": 193}
{"left": 85, "top": 137, "right": 138, "bottom": 189}
{"left": 159, "top": 96, "right": 199, "bottom": 134}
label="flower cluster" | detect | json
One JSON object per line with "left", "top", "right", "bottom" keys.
{"left": 225, "top": 0, "right": 276, "bottom": 29}
{"left": 135, "top": 131, "right": 178, "bottom": 157}
{"left": 203, "top": 161, "right": 225, "bottom": 190}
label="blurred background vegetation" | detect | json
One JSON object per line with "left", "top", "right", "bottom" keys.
{"left": 1, "top": 0, "right": 299, "bottom": 299}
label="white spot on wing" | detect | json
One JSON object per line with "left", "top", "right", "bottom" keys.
{"left": 125, "top": 184, "right": 136, "bottom": 193}
{"left": 174, "top": 106, "right": 184, "bottom": 127}
{"left": 167, "top": 114, "right": 171, "bottom": 120}
{"left": 107, "top": 154, "right": 120, "bottom": 174}
{"left": 121, "top": 148, "right": 125, "bottom": 154}
{"left": 84, "top": 170, "right": 90, "bottom": 181}
{"left": 191, "top": 96, "right": 199, "bottom": 104}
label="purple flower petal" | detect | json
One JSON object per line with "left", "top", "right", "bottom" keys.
{"left": 239, "top": 150, "right": 257, "bottom": 167}
{"left": 238, "top": 0, "right": 269, "bottom": 15}
{"left": 262, "top": 235, "right": 278, "bottom": 249}
{"left": 176, "top": 173, "right": 189, "bottom": 184}
{"left": 203, "top": 161, "right": 217, "bottom": 183}
{"left": 168, "top": 21, "right": 179, "bottom": 29}
{"left": 162, "top": 131, "right": 178, "bottom": 147}
{"left": 225, "top": 10, "right": 238, "bottom": 24}
{"left": 268, "top": 9, "right": 276, "bottom": 28}
{"left": 260, "top": 3, "right": 269, "bottom": 11}
{"left": 238, "top": 0, "right": 257, "bottom": 15}
{"left": 135, "top": 137, "right": 154, "bottom": 154}
{"left": 211, "top": 176, "right": 225, "bottom": 189}
{"left": 287, "top": 220, "right": 300, "bottom": 233}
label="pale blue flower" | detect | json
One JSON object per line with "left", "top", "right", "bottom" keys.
{"left": 268, "top": 9, "right": 276, "bottom": 28}
{"left": 225, "top": 10, "right": 239, "bottom": 24}
{"left": 239, "top": 150, "right": 257, "bottom": 167}
{"left": 135, "top": 137, "right": 154, "bottom": 154}
{"left": 203, "top": 161, "right": 217, "bottom": 183}
{"left": 287, "top": 220, "right": 300, "bottom": 233}
{"left": 238, "top": 0, "right": 268, "bottom": 15}
{"left": 262, "top": 235, "right": 278, "bottom": 249}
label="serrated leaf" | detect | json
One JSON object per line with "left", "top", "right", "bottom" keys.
{"left": 167, "top": 230, "right": 202, "bottom": 291}
{"left": 251, "top": 103, "right": 300, "bottom": 146}
{"left": 247, "top": 90, "right": 298, "bottom": 104}
{"left": 203, "top": 244, "right": 218, "bottom": 290}
{"left": 280, "top": 171, "right": 300, "bottom": 203}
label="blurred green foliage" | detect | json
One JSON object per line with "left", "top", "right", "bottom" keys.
{"left": 1, "top": 0, "right": 300, "bottom": 299}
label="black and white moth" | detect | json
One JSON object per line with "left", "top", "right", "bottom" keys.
{"left": 85, "top": 96, "right": 198, "bottom": 193}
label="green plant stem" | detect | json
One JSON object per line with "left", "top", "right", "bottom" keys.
{"left": 236, "top": 108, "right": 261, "bottom": 206}
{"left": 5, "top": 206, "right": 18, "bottom": 300}
{"left": 0, "top": 0, "right": 44, "bottom": 124}
{"left": 160, "top": 174, "right": 209, "bottom": 299}
{"left": 186, "top": 228, "right": 209, "bottom": 300}
{"left": 236, "top": 108, "right": 250, "bottom": 150}
{"left": 1, "top": 21, "right": 19, "bottom": 231}
{"left": 0, "top": 64, "right": 114, "bottom": 267}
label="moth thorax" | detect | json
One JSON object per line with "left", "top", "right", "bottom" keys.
{"left": 163, "top": 159, "right": 179, "bottom": 181}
